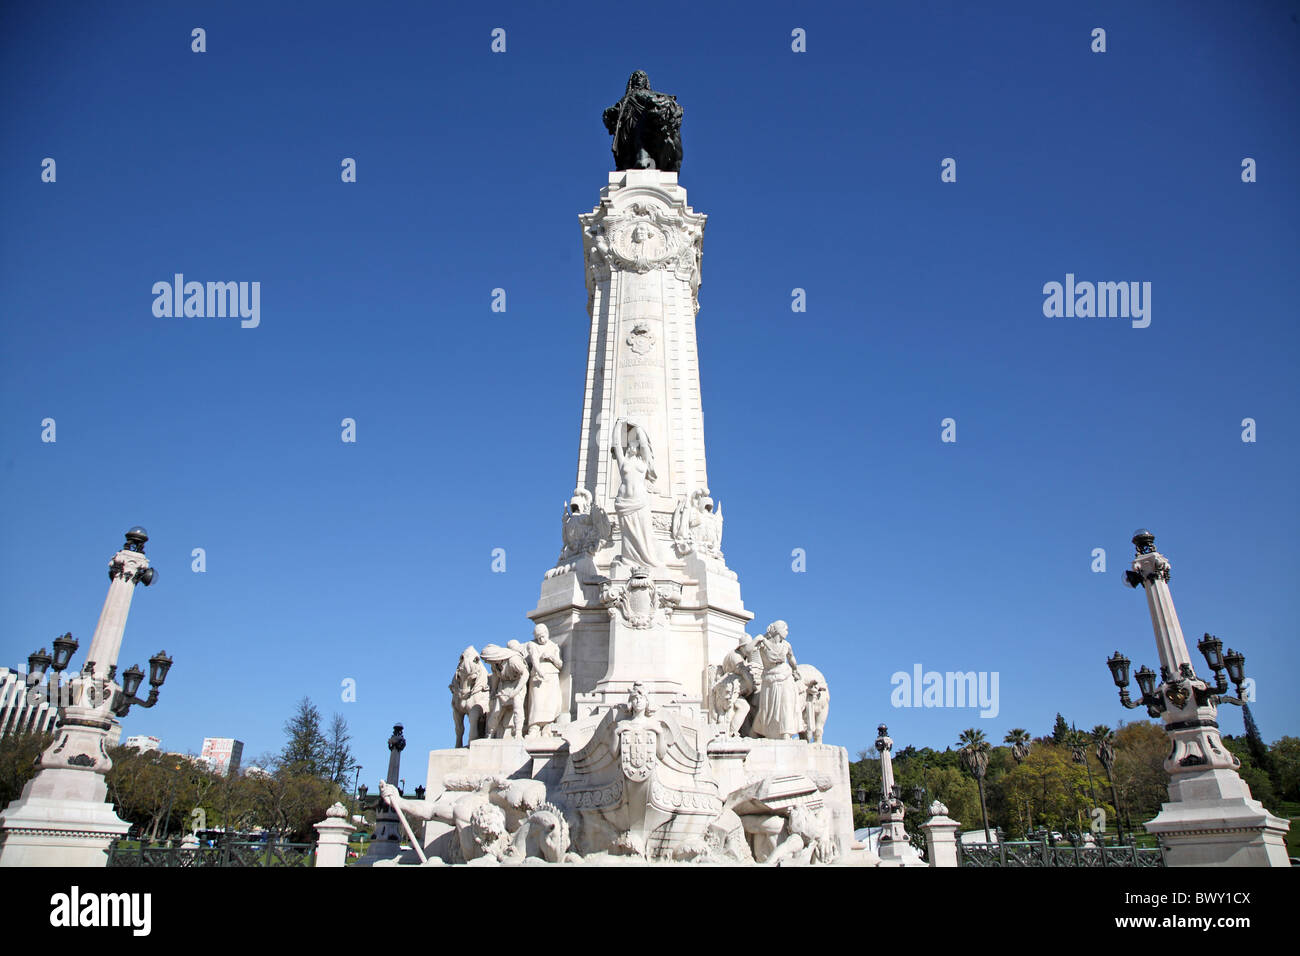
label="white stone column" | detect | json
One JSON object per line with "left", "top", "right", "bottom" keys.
{"left": 314, "top": 803, "right": 356, "bottom": 868}
{"left": 85, "top": 545, "right": 152, "bottom": 677}
{"left": 576, "top": 170, "right": 708, "bottom": 521}
{"left": 1123, "top": 531, "right": 1289, "bottom": 866}
{"left": 533, "top": 171, "right": 752, "bottom": 718}
{"left": 920, "top": 802, "right": 960, "bottom": 867}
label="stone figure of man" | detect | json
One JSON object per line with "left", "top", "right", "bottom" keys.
{"left": 711, "top": 671, "right": 750, "bottom": 737}
{"left": 524, "top": 624, "right": 564, "bottom": 737}
{"left": 481, "top": 642, "right": 529, "bottom": 739}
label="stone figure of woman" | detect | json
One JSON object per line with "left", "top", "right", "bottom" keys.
{"left": 610, "top": 418, "right": 662, "bottom": 571}
{"left": 525, "top": 624, "right": 564, "bottom": 738}
{"left": 750, "top": 621, "right": 802, "bottom": 739}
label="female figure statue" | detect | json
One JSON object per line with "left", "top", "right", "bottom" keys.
{"left": 525, "top": 624, "right": 564, "bottom": 738}
{"left": 610, "top": 418, "right": 663, "bottom": 571}
{"left": 750, "top": 621, "right": 802, "bottom": 739}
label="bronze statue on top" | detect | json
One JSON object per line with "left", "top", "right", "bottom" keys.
{"left": 603, "top": 71, "right": 683, "bottom": 172}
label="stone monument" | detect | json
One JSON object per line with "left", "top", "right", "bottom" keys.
{"left": 384, "top": 73, "right": 861, "bottom": 865}
{"left": 1113, "top": 531, "right": 1289, "bottom": 866}
{"left": 0, "top": 528, "right": 169, "bottom": 867}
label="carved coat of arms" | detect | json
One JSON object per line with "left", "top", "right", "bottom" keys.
{"left": 619, "top": 726, "right": 659, "bottom": 782}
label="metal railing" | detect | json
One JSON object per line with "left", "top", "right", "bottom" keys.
{"left": 958, "top": 838, "right": 1164, "bottom": 867}
{"left": 107, "top": 839, "right": 315, "bottom": 868}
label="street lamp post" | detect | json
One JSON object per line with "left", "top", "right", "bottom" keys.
{"left": 873, "top": 724, "right": 924, "bottom": 866}
{"left": 372, "top": 724, "right": 406, "bottom": 846}
{"left": 0, "top": 528, "right": 173, "bottom": 867}
{"left": 1106, "top": 529, "right": 1289, "bottom": 866}
{"left": 351, "top": 765, "right": 363, "bottom": 817}
{"left": 355, "top": 725, "right": 408, "bottom": 864}
{"left": 1094, "top": 731, "right": 1125, "bottom": 844}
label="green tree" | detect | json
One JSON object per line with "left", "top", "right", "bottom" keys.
{"left": 280, "top": 697, "right": 328, "bottom": 778}
{"left": 1113, "top": 721, "right": 1168, "bottom": 832}
{"left": 1064, "top": 726, "right": 1102, "bottom": 814}
{"left": 325, "top": 713, "right": 358, "bottom": 787}
{"left": 245, "top": 764, "right": 339, "bottom": 841}
{"left": 1051, "top": 713, "right": 1070, "bottom": 745}
{"left": 106, "top": 747, "right": 212, "bottom": 842}
{"left": 904, "top": 764, "right": 979, "bottom": 831}
{"left": 1090, "top": 724, "right": 1127, "bottom": 842}
{"left": 0, "top": 730, "right": 54, "bottom": 808}
{"left": 1001, "top": 744, "right": 1100, "bottom": 837}
{"left": 1240, "top": 703, "right": 1276, "bottom": 789}
{"left": 1223, "top": 735, "right": 1277, "bottom": 809}
{"left": 1271, "top": 736, "right": 1300, "bottom": 802}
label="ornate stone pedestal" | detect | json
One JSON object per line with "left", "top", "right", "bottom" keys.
{"left": 0, "top": 700, "right": 130, "bottom": 867}
{"left": 1144, "top": 768, "right": 1290, "bottom": 867}
{"left": 920, "top": 803, "right": 960, "bottom": 867}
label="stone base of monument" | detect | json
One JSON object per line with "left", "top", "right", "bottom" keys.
{"left": 1143, "top": 767, "right": 1291, "bottom": 867}
{"left": 350, "top": 804, "right": 408, "bottom": 867}
{"left": 416, "top": 729, "right": 859, "bottom": 864}
{"left": 0, "top": 767, "right": 130, "bottom": 867}
{"left": 353, "top": 836, "right": 403, "bottom": 867}
{"left": 875, "top": 835, "right": 926, "bottom": 867}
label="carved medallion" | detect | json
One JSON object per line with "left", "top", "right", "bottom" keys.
{"left": 626, "top": 322, "right": 655, "bottom": 355}
{"left": 595, "top": 202, "right": 701, "bottom": 276}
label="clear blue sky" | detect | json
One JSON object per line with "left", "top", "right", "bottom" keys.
{"left": 2, "top": 1, "right": 1296, "bottom": 786}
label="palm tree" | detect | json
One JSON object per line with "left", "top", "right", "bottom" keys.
{"left": 1004, "top": 728, "right": 1033, "bottom": 835}
{"left": 1065, "top": 725, "right": 1100, "bottom": 838}
{"left": 1091, "top": 724, "right": 1125, "bottom": 843}
{"left": 1004, "top": 728, "right": 1032, "bottom": 764}
{"left": 957, "top": 728, "right": 992, "bottom": 842}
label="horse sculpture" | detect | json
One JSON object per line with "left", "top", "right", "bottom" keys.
{"left": 450, "top": 646, "right": 490, "bottom": 748}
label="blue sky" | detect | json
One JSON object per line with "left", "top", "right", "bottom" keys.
{"left": 1, "top": 1, "right": 1297, "bottom": 786}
